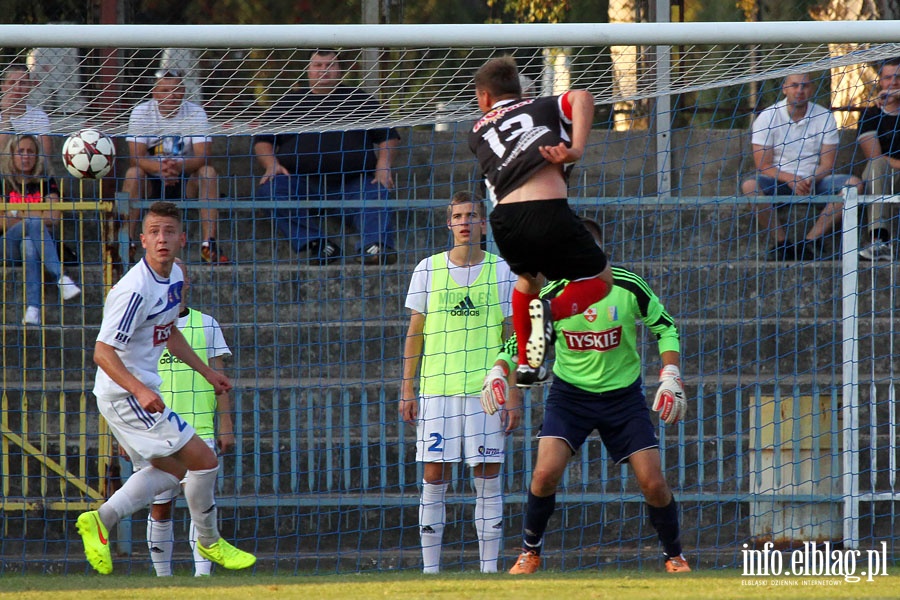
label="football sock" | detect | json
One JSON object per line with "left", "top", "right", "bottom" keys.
{"left": 183, "top": 467, "right": 220, "bottom": 547}
{"left": 648, "top": 498, "right": 683, "bottom": 558}
{"left": 522, "top": 490, "right": 556, "bottom": 555}
{"left": 512, "top": 288, "right": 540, "bottom": 365}
{"left": 98, "top": 467, "right": 180, "bottom": 530}
{"left": 474, "top": 476, "right": 503, "bottom": 573}
{"left": 419, "top": 481, "right": 448, "bottom": 574}
{"left": 550, "top": 276, "right": 611, "bottom": 321}
{"left": 147, "top": 515, "right": 174, "bottom": 577}
{"left": 189, "top": 520, "right": 213, "bottom": 576}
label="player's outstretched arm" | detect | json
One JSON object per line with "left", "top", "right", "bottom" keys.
{"left": 210, "top": 355, "right": 235, "bottom": 453}
{"left": 652, "top": 353, "right": 686, "bottom": 425}
{"left": 539, "top": 90, "right": 596, "bottom": 165}
{"left": 94, "top": 341, "right": 165, "bottom": 413}
{"left": 480, "top": 362, "right": 508, "bottom": 416}
{"left": 502, "top": 382, "right": 523, "bottom": 433}
{"left": 566, "top": 89, "right": 595, "bottom": 159}
{"left": 166, "top": 327, "right": 232, "bottom": 395}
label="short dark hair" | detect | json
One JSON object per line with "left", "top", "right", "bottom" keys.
{"left": 447, "top": 190, "right": 485, "bottom": 220}
{"left": 474, "top": 56, "right": 522, "bottom": 98}
{"left": 146, "top": 201, "right": 182, "bottom": 225}
{"left": 311, "top": 48, "right": 339, "bottom": 59}
{"left": 2, "top": 64, "right": 29, "bottom": 85}
{"left": 878, "top": 57, "right": 900, "bottom": 73}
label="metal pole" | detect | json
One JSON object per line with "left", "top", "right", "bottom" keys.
{"left": 841, "top": 187, "right": 860, "bottom": 548}
{"left": 361, "top": 0, "right": 380, "bottom": 94}
{"left": 655, "top": 0, "right": 672, "bottom": 198}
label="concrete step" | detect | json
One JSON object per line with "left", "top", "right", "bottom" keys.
{"left": 0, "top": 315, "right": 895, "bottom": 380}
{"left": 0, "top": 431, "right": 874, "bottom": 500}
{"left": 6, "top": 261, "right": 898, "bottom": 327}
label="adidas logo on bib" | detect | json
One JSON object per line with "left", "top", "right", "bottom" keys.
{"left": 450, "top": 295, "right": 480, "bottom": 316}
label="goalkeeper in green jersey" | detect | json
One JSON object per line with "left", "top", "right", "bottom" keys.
{"left": 481, "top": 218, "right": 690, "bottom": 575}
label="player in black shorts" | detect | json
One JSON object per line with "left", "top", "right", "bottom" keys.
{"left": 469, "top": 56, "right": 614, "bottom": 387}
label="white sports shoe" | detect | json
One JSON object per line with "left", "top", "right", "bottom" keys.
{"left": 22, "top": 306, "right": 41, "bottom": 325}
{"left": 58, "top": 275, "right": 81, "bottom": 301}
{"left": 859, "top": 240, "right": 894, "bottom": 262}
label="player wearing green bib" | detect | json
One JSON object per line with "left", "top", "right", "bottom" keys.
{"left": 485, "top": 218, "right": 690, "bottom": 576}
{"left": 401, "top": 192, "right": 520, "bottom": 573}
{"left": 146, "top": 258, "right": 235, "bottom": 577}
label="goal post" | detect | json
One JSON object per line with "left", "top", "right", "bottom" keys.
{"left": 2, "top": 22, "right": 900, "bottom": 136}
{"left": 0, "top": 21, "right": 897, "bottom": 573}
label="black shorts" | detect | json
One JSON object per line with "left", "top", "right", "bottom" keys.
{"left": 148, "top": 177, "right": 185, "bottom": 200}
{"left": 489, "top": 199, "right": 607, "bottom": 280}
{"left": 539, "top": 377, "right": 659, "bottom": 464}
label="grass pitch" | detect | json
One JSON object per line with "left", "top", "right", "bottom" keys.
{"left": 2, "top": 569, "right": 899, "bottom": 600}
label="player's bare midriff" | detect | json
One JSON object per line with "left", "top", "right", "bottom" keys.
{"left": 497, "top": 163, "right": 568, "bottom": 204}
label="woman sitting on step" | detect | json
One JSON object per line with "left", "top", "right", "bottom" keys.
{"left": 0, "top": 133, "right": 80, "bottom": 325}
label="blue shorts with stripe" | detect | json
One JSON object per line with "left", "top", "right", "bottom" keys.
{"left": 539, "top": 377, "right": 659, "bottom": 464}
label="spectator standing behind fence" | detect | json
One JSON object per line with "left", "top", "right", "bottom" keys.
{"left": 0, "top": 134, "right": 80, "bottom": 326}
{"left": 741, "top": 72, "right": 863, "bottom": 262}
{"left": 0, "top": 65, "right": 52, "bottom": 157}
{"left": 145, "top": 258, "right": 235, "bottom": 577}
{"left": 857, "top": 57, "right": 900, "bottom": 262}
{"left": 253, "top": 49, "right": 400, "bottom": 265}
{"left": 489, "top": 218, "right": 690, "bottom": 576}
{"left": 122, "top": 69, "right": 229, "bottom": 266}
{"left": 400, "top": 192, "right": 520, "bottom": 573}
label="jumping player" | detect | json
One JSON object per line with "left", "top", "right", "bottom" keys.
{"left": 482, "top": 218, "right": 690, "bottom": 575}
{"left": 401, "top": 191, "right": 520, "bottom": 573}
{"left": 469, "top": 56, "right": 614, "bottom": 387}
{"left": 77, "top": 201, "right": 254, "bottom": 575}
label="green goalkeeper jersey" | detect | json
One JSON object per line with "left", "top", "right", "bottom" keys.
{"left": 498, "top": 266, "right": 679, "bottom": 394}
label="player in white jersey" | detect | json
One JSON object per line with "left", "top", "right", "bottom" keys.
{"left": 76, "top": 201, "right": 254, "bottom": 575}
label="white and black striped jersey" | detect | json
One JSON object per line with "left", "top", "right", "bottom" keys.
{"left": 469, "top": 93, "right": 574, "bottom": 205}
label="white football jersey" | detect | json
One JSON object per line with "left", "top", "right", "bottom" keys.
{"left": 93, "top": 259, "right": 184, "bottom": 399}
{"left": 125, "top": 99, "right": 210, "bottom": 157}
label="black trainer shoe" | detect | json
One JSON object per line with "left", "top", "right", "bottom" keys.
{"left": 515, "top": 364, "right": 550, "bottom": 388}
{"left": 309, "top": 239, "right": 341, "bottom": 264}
{"left": 526, "top": 298, "right": 553, "bottom": 368}
{"left": 201, "top": 239, "right": 230, "bottom": 265}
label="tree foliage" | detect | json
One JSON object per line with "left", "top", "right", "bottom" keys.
{"left": 485, "top": 0, "right": 571, "bottom": 23}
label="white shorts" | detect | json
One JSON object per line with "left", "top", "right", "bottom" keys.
{"left": 97, "top": 394, "right": 196, "bottom": 463}
{"left": 415, "top": 395, "right": 504, "bottom": 465}
{"left": 149, "top": 438, "right": 217, "bottom": 504}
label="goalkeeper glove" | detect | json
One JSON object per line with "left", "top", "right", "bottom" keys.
{"left": 652, "top": 364, "right": 686, "bottom": 425}
{"left": 480, "top": 364, "right": 509, "bottom": 416}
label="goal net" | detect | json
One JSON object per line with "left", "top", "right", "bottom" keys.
{"left": 0, "top": 22, "right": 897, "bottom": 575}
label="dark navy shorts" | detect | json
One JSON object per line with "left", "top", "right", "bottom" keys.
{"left": 539, "top": 377, "right": 659, "bottom": 464}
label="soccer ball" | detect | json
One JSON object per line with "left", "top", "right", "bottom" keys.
{"left": 62, "top": 128, "right": 116, "bottom": 179}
